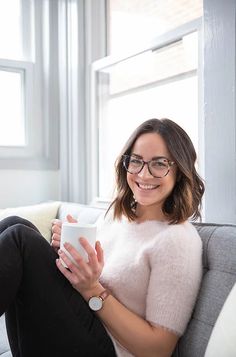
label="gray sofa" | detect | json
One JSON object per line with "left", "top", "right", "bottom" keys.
{"left": 1, "top": 202, "right": 236, "bottom": 357}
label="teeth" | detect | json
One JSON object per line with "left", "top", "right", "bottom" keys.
{"left": 138, "top": 183, "right": 158, "bottom": 190}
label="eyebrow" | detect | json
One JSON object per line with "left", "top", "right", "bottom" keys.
{"left": 131, "top": 153, "right": 170, "bottom": 161}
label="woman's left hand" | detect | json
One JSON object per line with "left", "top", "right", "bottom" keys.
{"left": 56, "top": 238, "right": 104, "bottom": 297}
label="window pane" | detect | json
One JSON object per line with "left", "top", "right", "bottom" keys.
{"left": 0, "top": 0, "right": 22, "bottom": 59}
{"left": 108, "top": 0, "right": 202, "bottom": 55}
{"left": 0, "top": 70, "right": 25, "bottom": 146}
{"left": 107, "top": 32, "right": 198, "bottom": 95}
{"left": 96, "top": 33, "right": 198, "bottom": 199}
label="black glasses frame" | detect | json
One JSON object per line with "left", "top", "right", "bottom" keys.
{"left": 122, "top": 154, "right": 175, "bottom": 178}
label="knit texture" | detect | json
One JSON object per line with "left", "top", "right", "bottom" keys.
{"left": 97, "top": 214, "right": 203, "bottom": 357}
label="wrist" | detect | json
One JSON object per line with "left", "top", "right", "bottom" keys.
{"left": 81, "top": 283, "right": 105, "bottom": 301}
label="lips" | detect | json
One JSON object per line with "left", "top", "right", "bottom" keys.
{"left": 136, "top": 182, "right": 160, "bottom": 190}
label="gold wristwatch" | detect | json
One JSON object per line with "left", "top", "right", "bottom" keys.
{"left": 88, "top": 290, "right": 110, "bottom": 311}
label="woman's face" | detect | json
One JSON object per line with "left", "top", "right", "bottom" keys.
{"left": 127, "top": 132, "right": 177, "bottom": 221}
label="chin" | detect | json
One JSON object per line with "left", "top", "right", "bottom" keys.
{"left": 137, "top": 199, "right": 162, "bottom": 208}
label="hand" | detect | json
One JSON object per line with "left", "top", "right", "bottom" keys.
{"left": 51, "top": 214, "right": 77, "bottom": 252}
{"left": 56, "top": 238, "right": 104, "bottom": 299}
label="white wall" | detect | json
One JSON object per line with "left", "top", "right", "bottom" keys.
{"left": 0, "top": 170, "right": 60, "bottom": 208}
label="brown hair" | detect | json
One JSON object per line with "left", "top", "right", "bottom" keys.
{"left": 107, "top": 118, "right": 205, "bottom": 224}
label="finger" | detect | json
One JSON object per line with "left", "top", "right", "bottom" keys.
{"left": 52, "top": 233, "right": 61, "bottom": 242}
{"left": 51, "top": 219, "right": 62, "bottom": 227}
{"left": 95, "top": 241, "right": 104, "bottom": 265}
{"left": 51, "top": 225, "right": 61, "bottom": 234}
{"left": 58, "top": 249, "right": 79, "bottom": 271}
{"left": 56, "top": 258, "right": 81, "bottom": 285}
{"left": 62, "top": 243, "right": 91, "bottom": 275}
{"left": 79, "top": 238, "right": 100, "bottom": 273}
{"left": 51, "top": 239, "right": 60, "bottom": 248}
{"left": 66, "top": 214, "right": 77, "bottom": 223}
{"left": 58, "top": 248, "right": 89, "bottom": 281}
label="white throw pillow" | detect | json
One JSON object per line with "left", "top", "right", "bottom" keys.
{"left": 0, "top": 201, "right": 61, "bottom": 242}
{"left": 204, "top": 283, "right": 236, "bottom": 357}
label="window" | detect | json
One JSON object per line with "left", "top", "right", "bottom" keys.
{"left": 91, "top": 14, "right": 201, "bottom": 202}
{"left": 0, "top": 0, "right": 32, "bottom": 149}
{"left": 0, "top": 0, "right": 59, "bottom": 169}
{"left": 0, "top": 0, "right": 22, "bottom": 60}
{"left": 0, "top": 0, "right": 26, "bottom": 150}
{"left": 0, "top": 68, "right": 25, "bottom": 146}
{"left": 108, "top": 0, "right": 202, "bottom": 55}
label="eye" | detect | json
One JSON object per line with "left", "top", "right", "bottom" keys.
{"left": 151, "top": 159, "right": 168, "bottom": 168}
{"left": 129, "top": 157, "right": 142, "bottom": 166}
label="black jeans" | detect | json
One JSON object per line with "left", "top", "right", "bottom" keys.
{"left": 0, "top": 216, "right": 116, "bottom": 357}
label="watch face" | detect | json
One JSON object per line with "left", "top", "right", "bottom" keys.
{"left": 89, "top": 296, "right": 103, "bottom": 311}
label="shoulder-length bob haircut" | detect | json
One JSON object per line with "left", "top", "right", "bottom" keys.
{"left": 107, "top": 118, "right": 205, "bottom": 224}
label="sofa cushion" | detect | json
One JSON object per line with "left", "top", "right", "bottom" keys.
{"left": 204, "top": 283, "right": 236, "bottom": 357}
{"left": 0, "top": 315, "right": 11, "bottom": 357}
{"left": 57, "top": 202, "right": 105, "bottom": 224}
{"left": 0, "top": 201, "right": 60, "bottom": 242}
{"left": 173, "top": 223, "right": 236, "bottom": 357}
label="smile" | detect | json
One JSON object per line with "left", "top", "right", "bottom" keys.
{"left": 136, "top": 182, "right": 160, "bottom": 190}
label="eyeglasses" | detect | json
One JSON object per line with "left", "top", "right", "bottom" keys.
{"left": 122, "top": 154, "right": 175, "bottom": 178}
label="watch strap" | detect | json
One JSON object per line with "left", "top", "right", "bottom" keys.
{"left": 99, "top": 289, "right": 110, "bottom": 302}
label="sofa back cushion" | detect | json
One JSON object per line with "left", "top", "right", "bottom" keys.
{"left": 173, "top": 223, "right": 236, "bottom": 357}
{"left": 57, "top": 202, "right": 104, "bottom": 224}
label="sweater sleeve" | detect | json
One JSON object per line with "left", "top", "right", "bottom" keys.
{"left": 146, "top": 223, "right": 202, "bottom": 336}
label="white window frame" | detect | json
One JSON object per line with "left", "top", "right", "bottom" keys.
{"left": 0, "top": 0, "right": 59, "bottom": 169}
{"left": 88, "top": 18, "right": 203, "bottom": 207}
{"left": 203, "top": 0, "right": 236, "bottom": 224}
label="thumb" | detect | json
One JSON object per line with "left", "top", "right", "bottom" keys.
{"left": 66, "top": 214, "right": 78, "bottom": 223}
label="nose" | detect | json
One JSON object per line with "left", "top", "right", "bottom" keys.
{"left": 137, "top": 163, "right": 153, "bottom": 178}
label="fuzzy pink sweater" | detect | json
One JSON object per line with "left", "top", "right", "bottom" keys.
{"left": 97, "top": 215, "right": 203, "bottom": 357}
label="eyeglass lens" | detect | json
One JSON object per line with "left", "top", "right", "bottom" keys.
{"left": 123, "top": 155, "right": 170, "bottom": 178}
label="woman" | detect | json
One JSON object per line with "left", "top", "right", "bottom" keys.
{"left": 0, "top": 118, "right": 204, "bottom": 357}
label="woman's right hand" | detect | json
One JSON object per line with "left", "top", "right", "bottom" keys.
{"left": 51, "top": 214, "right": 77, "bottom": 252}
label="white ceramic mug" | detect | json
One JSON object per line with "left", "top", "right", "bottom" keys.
{"left": 60, "top": 222, "right": 97, "bottom": 267}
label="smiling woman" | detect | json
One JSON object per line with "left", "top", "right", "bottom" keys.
{"left": 0, "top": 118, "right": 204, "bottom": 357}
